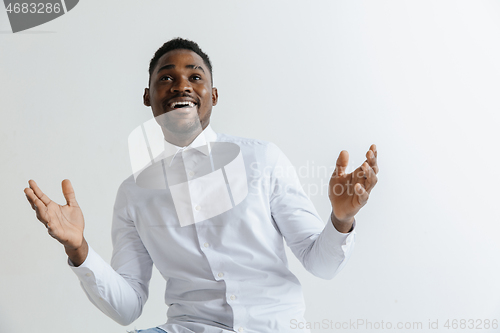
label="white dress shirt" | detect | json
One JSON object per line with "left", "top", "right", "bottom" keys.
{"left": 70, "top": 125, "right": 356, "bottom": 333}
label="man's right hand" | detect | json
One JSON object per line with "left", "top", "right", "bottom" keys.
{"left": 24, "top": 179, "right": 88, "bottom": 266}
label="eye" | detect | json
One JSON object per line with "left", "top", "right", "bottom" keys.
{"left": 159, "top": 75, "right": 172, "bottom": 81}
{"left": 191, "top": 75, "right": 202, "bottom": 81}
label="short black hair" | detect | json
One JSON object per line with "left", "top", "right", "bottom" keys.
{"left": 148, "top": 37, "right": 213, "bottom": 86}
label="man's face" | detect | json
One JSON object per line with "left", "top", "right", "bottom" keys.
{"left": 143, "top": 49, "right": 218, "bottom": 135}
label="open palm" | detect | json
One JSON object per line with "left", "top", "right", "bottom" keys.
{"left": 25, "top": 179, "right": 85, "bottom": 250}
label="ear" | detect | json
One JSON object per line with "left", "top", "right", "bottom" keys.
{"left": 212, "top": 87, "right": 218, "bottom": 106}
{"left": 143, "top": 88, "right": 151, "bottom": 107}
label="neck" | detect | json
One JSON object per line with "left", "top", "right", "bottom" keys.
{"left": 162, "top": 125, "right": 206, "bottom": 147}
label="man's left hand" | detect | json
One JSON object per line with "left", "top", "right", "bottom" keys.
{"left": 328, "top": 144, "right": 378, "bottom": 232}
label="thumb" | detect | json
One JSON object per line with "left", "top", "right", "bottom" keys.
{"left": 333, "top": 150, "right": 349, "bottom": 177}
{"left": 61, "top": 179, "right": 78, "bottom": 206}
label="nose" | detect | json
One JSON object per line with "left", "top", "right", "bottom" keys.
{"left": 170, "top": 77, "right": 193, "bottom": 93}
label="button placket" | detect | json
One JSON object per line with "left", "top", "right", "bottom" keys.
{"left": 194, "top": 220, "right": 223, "bottom": 284}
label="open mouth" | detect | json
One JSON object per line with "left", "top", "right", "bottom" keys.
{"left": 169, "top": 100, "right": 197, "bottom": 109}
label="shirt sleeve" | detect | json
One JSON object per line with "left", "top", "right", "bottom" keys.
{"left": 69, "top": 182, "right": 154, "bottom": 326}
{"left": 268, "top": 143, "right": 356, "bottom": 280}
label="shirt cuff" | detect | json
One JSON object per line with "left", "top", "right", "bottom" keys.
{"left": 327, "top": 213, "right": 356, "bottom": 233}
{"left": 322, "top": 214, "right": 356, "bottom": 251}
{"left": 68, "top": 246, "right": 105, "bottom": 283}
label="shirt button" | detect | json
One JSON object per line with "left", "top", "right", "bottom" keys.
{"left": 230, "top": 295, "right": 236, "bottom": 300}
{"left": 204, "top": 242, "right": 209, "bottom": 248}
{"left": 188, "top": 171, "right": 194, "bottom": 177}
{"left": 238, "top": 328, "right": 244, "bottom": 332}
{"left": 195, "top": 205, "right": 201, "bottom": 211}
{"left": 218, "top": 272, "right": 224, "bottom": 278}
{"left": 85, "top": 273, "right": 91, "bottom": 277}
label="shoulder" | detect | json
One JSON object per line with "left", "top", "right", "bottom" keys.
{"left": 217, "top": 133, "right": 282, "bottom": 154}
{"left": 114, "top": 174, "right": 138, "bottom": 202}
{"left": 216, "top": 132, "right": 286, "bottom": 167}
{"left": 217, "top": 132, "right": 268, "bottom": 146}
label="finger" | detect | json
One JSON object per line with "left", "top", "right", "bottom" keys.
{"left": 28, "top": 180, "right": 52, "bottom": 206}
{"left": 61, "top": 179, "right": 78, "bottom": 207}
{"left": 333, "top": 150, "right": 349, "bottom": 177}
{"left": 33, "top": 198, "right": 51, "bottom": 226}
{"left": 354, "top": 183, "right": 369, "bottom": 206}
{"left": 352, "top": 162, "right": 369, "bottom": 182}
{"left": 24, "top": 186, "right": 51, "bottom": 226}
{"left": 24, "top": 188, "right": 36, "bottom": 210}
{"left": 24, "top": 187, "right": 46, "bottom": 211}
{"left": 26, "top": 195, "right": 36, "bottom": 210}
{"left": 370, "top": 144, "right": 377, "bottom": 158}
{"left": 360, "top": 162, "right": 369, "bottom": 179}
{"left": 350, "top": 168, "right": 364, "bottom": 190}
{"left": 362, "top": 163, "right": 378, "bottom": 193}
{"left": 26, "top": 196, "right": 36, "bottom": 210}
{"left": 366, "top": 146, "right": 379, "bottom": 175}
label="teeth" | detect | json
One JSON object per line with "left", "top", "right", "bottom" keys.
{"left": 171, "top": 101, "right": 195, "bottom": 108}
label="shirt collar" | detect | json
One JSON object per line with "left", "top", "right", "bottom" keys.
{"left": 162, "top": 124, "right": 217, "bottom": 161}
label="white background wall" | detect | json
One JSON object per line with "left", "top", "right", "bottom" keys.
{"left": 1, "top": 1, "right": 500, "bottom": 332}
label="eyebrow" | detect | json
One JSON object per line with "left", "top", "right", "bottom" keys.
{"left": 156, "top": 64, "right": 205, "bottom": 74}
